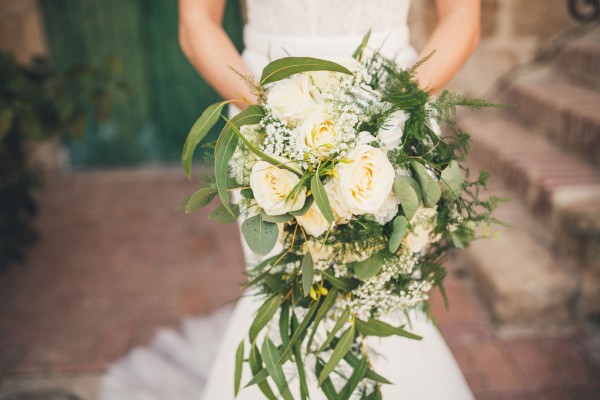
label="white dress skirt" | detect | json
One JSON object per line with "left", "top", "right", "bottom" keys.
{"left": 202, "top": 2, "right": 476, "bottom": 398}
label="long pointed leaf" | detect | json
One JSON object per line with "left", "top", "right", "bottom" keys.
{"left": 277, "top": 302, "right": 318, "bottom": 365}
{"left": 234, "top": 340, "right": 244, "bottom": 396}
{"left": 355, "top": 318, "right": 422, "bottom": 340}
{"left": 352, "top": 29, "right": 372, "bottom": 61}
{"left": 318, "top": 326, "right": 355, "bottom": 386}
{"left": 260, "top": 57, "right": 352, "bottom": 86}
{"left": 262, "top": 338, "right": 295, "bottom": 400}
{"left": 182, "top": 101, "right": 228, "bottom": 179}
{"left": 249, "top": 344, "right": 277, "bottom": 399}
{"left": 322, "top": 270, "right": 360, "bottom": 291}
{"left": 249, "top": 295, "right": 280, "bottom": 343}
{"left": 316, "top": 358, "right": 338, "bottom": 400}
{"left": 307, "top": 288, "right": 338, "bottom": 351}
{"left": 339, "top": 356, "right": 368, "bottom": 400}
{"left": 318, "top": 308, "right": 350, "bottom": 353}
{"left": 301, "top": 252, "right": 314, "bottom": 297}
{"left": 185, "top": 187, "right": 217, "bottom": 214}
{"left": 311, "top": 174, "right": 335, "bottom": 224}
{"left": 291, "top": 314, "right": 309, "bottom": 400}
{"left": 279, "top": 302, "right": 290, "bottom": 350}
{"left": 215, "top": 105, "right": 264, "bottom": 214}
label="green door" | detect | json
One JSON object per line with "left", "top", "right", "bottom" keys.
{"left": 40, "top": 0, "right": 243, "bottom": 167}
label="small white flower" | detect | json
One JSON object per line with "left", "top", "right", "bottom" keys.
{"left": 249, "top": 161, "right": 306, "bottom": 216}
{"left": 378, "top": 110, "right": 409, "bottom": 150}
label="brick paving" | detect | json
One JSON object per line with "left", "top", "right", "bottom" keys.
{"left": 0, "top": 167, "right": 599, "bottom": 399}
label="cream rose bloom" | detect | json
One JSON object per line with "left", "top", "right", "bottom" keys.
{"left": 299, "top": 106, "right": 339, "bottom": 158}
{"left": 378, "top": 110, "right": 408, "bottom": 151}
{"left": 372, "top": 192, "right": 399, "bottom": 225}
{"left": 266, "top": 74, "right": 322, "bottom": 123}
{"left": 335, "top": 145, "right": 395, "bottom": 215}
{"left": 324, "top": 181, "right": 352, "bottom": 224}
{"left": 250, "top": 161, "right": 306, "bottom": 216}
{"left": 302, "top": 240, "right": 334, "bottom": 264}
{"left": 404, "top": 207, "right": 438, "bottom": 254}
{"left": 295, "top": 202, "right": 331, "bottom": 237}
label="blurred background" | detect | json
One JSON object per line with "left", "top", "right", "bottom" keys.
{"left": 0, "top": 0, "right": 598, "bottom": 399}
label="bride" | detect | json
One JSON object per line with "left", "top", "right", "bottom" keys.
{"left": 179, "top": 0, "right": 480, "bottom": 399}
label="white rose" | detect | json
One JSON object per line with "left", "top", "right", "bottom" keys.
{"left": 295, "top": 202, "right": 332, "bottom": 237}
{"left": 378, "top": 110, "right": 409, "bottom": 151}
{"left": 336, "top": 145, "right": 395, "bottom": 215}
{"left": 309, "top": 56, "right": 361, "bottom": 91}
{"left": 299, "top": 106, "right": 339, "bottom": 158}
{"left": 250, "top": 161, "right": 306, "bottom": 216}
{"left": 266, "top": 74, "right": 322, "bottom": 124}
{"left": 324, "top": 181, "right": 352, "bottom": 223}
{"left": 372, "top": 192, "right": 399, "bottom": 225}
{"left": 404, "top": 207, "right": 438, "bottom": 254}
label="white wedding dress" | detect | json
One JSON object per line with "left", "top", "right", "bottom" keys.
{"left": 101, "top": 1, "right": 475, "bottom": 399}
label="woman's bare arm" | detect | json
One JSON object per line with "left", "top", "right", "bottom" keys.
{"left": 415, "top": 0, "right": 481, "bottom": 93}
{"left": 178, "top": 0, "right": 256, "bottom": 109}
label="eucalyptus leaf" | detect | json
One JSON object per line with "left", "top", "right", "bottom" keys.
{"left": 355, "top": 318, "right": 422, "bottom": 340}
{"left": 215, "top": 105, "right": 264, "bottom": 214}
{"left": 248, "top": 345, "right": 278, "bottom": 399}
{"left": 411, "top": 161, "right": 441, "bottom": 207}
{"left": 182, "top": 101, "right": 228, "bottom": 180}
{"left": 393, "top": 175, "right": 421, "bottom": 220}
{"left": 352, "top": 29, "right": 372, "bottom": 61}
{"left": 339, "top": 356, "right": 368, "bottom": 400}
{"left": 241, "top": 214, "right": 279, "bottom": 256}
{"left": 311, "top": 174, "right": 335, "bottom": 224}
{"left": 307, "top": 288, "right": 338, "bottom": 351}
{"left": 260, "top": 57, "right": 352, "bottom": 86}
{"left": 322, "top": 270, "right": 360, "bottom": 291}
{"left": 262, "top": 338, "right": 295, "bottom": 400}
{"left": 185, "top": 187, "right": 217, "bottom": 214}
{"left": 301, "top": 252, "right": 314, "bottom": 297}
{"left": 291, "top": 315, "right": 309, "bottom": 400}
{"left": 316, "top": 359, "right": 338, "bottom": 400}
{"left": 277, "top": 302, "right": 318, "bottom": 365}
{"left": 244, "top": 368, "right": 268, "bottom": 388}
{"left": 318, "top": 308, "right": 351, "bottom": 353}
{"left": 209, "top": 204, "right": 240, "bottom": 223}
{"left": 249, "top": 295, "right": 280, "bottom": 343}
{"left": 234, "top": 340, "right": 244, "bottom": 396}
{"left": 279, "top": 302, "right": 290, "bottom": 350}
{"left": 261, "top": 212, "right": 294, "bottom": 223}
{"left": 440, "top": 160, "right": 463, "bottom": 200}
{"left": 388, "top": 215, "right": 409, "bottom": 253}
{"left": 318, "top": 326, "right": 355, "bottom": 386}
{"left": 343, "top": 351, "right": 392, "bottom": 384}
{"left": 352, "top": 254, "right": 384, "bottom": 281}
{"left": 246, "top": 343, "right": 277, "bottom": 400}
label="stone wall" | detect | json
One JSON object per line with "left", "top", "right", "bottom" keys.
{"left": 409, "top": 0, "right": 579, "bottom": 96}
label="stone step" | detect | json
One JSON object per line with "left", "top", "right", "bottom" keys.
{"left": 557, "top": 28, "right": 600, "bottom": 88}
{"left": 459, "top": 112, "right": 600, "bottom": 218}
{"left": 461, "top": 182, "right": 578, "bottom": 334}
{"left": 503, "top": 69, "right": 600, "bottom": 164}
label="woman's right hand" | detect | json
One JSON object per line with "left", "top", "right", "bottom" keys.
{"left": 178, "top": 0, "right": 256, "bottom": 109}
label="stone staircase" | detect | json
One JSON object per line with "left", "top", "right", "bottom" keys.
{"left": 457, "top": 26, "right": 600, "bottom": 336}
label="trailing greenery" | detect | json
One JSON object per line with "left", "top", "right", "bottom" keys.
{"left": 0, "top": 52, "right": 123, "bottom": 270}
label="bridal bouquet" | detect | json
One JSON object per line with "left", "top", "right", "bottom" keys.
{"left": 182, "top": 34, "right": 498, "bottom": 399}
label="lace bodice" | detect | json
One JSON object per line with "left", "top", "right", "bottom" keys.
{"left": 245, "top": 0, "right": 411, "bottom": 36}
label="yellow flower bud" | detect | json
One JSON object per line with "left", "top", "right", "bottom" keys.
{"left": 309, "top": 287, "right": 319, "bottom": 301}
{"left": 317, "top": 285, "right": 328, "bottom": 296}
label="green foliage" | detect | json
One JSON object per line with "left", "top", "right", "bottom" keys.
{"left": 0, "top": 52, "right": 122, "bottom": 270}
{"left": 260, "top": 57, "right": 352, "bottom": 86}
